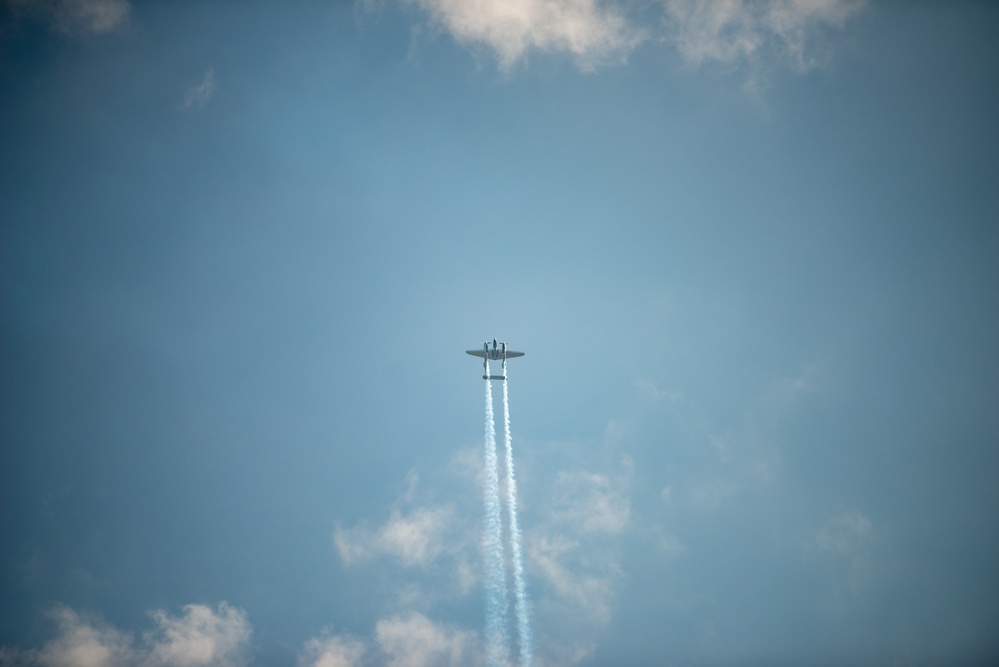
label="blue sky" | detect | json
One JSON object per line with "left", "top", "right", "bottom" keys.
{"left": 2, "top": 1, "right": 997, "bottom": 665}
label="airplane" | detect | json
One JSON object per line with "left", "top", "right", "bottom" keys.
{"left": 465, "top": 339, "right": 524, "bottom": 380}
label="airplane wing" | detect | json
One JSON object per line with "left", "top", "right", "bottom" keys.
{"left": 465, "top": 349, "right": 525, "bottom": 358}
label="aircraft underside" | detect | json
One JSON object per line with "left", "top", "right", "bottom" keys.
{"left": 466, "top": 340, "right": 524, "bottom": 380}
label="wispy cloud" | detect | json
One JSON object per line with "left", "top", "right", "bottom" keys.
{"left": 394, "top": 0, "right": 865, "bottom": 80}
{"left": 181, "top": 68, "right": 217, "bottom": 111}
{"left": 331, "top": 455, "right": 633, "bottom": 663}
{"left": 375, "top": 613, "right": 479, "bottom": 667}
{"left": 331, "top": 466, "right": 482, "bottom": 623}
{"left": 145, "top": 603, "right": 251, "bottom": 667}
{"left": 531, "top": 534, "right": 619, "bottom": 625}
{"left": 689, "top": 476, "right": 740, "bottom": 508}
{"left": 298, "top": 631, "right": 366, "bottom": 667}
{"left": 7, "top": 0, "right": 130, "bottom": 34}
{"left": 298, "top": 613, "right": 479, "bottom": 667}
{"left": 815, "top": 510, "right": 877, "bottom": 607}
{"left": 334, "top": 504, "right": 459, "bottom": 568}
{"left": 527, "top": 459, "right": 632, "bottom": 642}
{"left": 2, "top": 603, "right": 251, "bottom": 667}
{"left": 551, "top": 469, "right": 631, "bottom": 535}
{"left": 664, "top": 0, "right": 866, "bottom": 74}
{"left": 401, "top": 0, "right": 645, "bottom": 71}
{"left": 31, "top": 606, "right": 135, "bottom": 667}
{"left": 817, "top": 510, "right": 874, "bottom": 556}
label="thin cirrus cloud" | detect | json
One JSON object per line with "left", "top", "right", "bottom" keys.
{"left": 815, "top": 511, "right": 877, "bottom": 603}
{"left": 664, "top": 0, "right": 867, "bottom": 70}
{"left": 181, "top": 68, "right": 217, "bottom": 111}
{"left": 400, "top": 0, "right": 866, "bottom": 73}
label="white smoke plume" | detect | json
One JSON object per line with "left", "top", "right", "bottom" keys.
{"left": 482, "top": 367, "right": 509, "bottom": 667}
{"left": 502, "top": 379, "right": 532, "bottom": 667}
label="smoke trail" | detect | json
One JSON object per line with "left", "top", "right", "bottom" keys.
{"left": 502, "top": 379, "right": 533, "bottom": 667}
{"left": 482, "top": 365, "right": 509, "bottom": 667}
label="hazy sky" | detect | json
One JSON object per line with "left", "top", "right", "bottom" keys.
{"left": 2, "top": 1, "right": 998, "bottom": 665}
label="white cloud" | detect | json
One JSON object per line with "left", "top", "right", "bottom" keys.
{"left": 635, "top": 378, "right": 668, "bottom": 402}
{"left": 298, "top": 632, "right": 366, "bottom": 667}
{"left": 334, "top": 505, "right": 458, "bottom": 568}
{"left": 7, "top": 0, "right": 130, "bottom": 34}
{"left": 660, "top": 484, "right": 673, "bottom": 504}
{"left": 664, "top": 0, "right": 762, "bottom": 66}
{"left": 181, "top": 69, "right": 217, "bottom": 111}
{"left": 332, "top": 522, "right": 368, "bottom": 566}
{"left": 379, "top": 507, "right": 456, "bottom": 567}
{"left": 145, "top": 603, "right": 251, "bottom": 667}
{"left": 552, "top": 470, "right": 630, "bottom": 535}
{"left": 817, "top": 510, "right": 874, "bottom": 556}
{"left": 331, "top": 451, "right": 630, "bottom": 664}
{"left": 527, "top": 462, "right": 631, "bottom": 637}
{"left": 766, "top": 0, "right": 865, "bottom": 68}
{"left": 815, "top": 511, "right": 877, "bottom": 605}
{"left": 657, "top": 531, "right": 685, "bottom": 556}
{"left": 334, "top": 469, "right": 469, "bottom": 571}
{"left": 663, "top": 0, "right": 865, "bottom": 71}
{"left": 530, "top": 534, "right": 618, "bottom": 625}
{"left": 689, "top": 477, "right": 739, "bottom": 508}
{"left": 2, "top": 603, "right": 251, "bottom": 667}
{"left": 375, "top": 613, "right": 479, "bottom": 667}
{"left": 394, "top": 0, "right": 865, "bottom": 77}
{"left": 58, "top": 0, "right": 128, "bottom": 33}
{"left": 298, "top": 614, "right": 479, "bottom": 667}
{"left": 401, "top": 0, "right": 644, "bottom": 70}
{"left": 454, "top": 558, "right": 477, "bottom": 597}
{"left": 33, "top": 607, "right": 135, "bottom": 667}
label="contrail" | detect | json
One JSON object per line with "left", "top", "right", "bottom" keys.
{"left": 502, "top": 379, "right": 533, "bottom": 667}
{"left": 482, "top": 363, "right": 509, "bottom": 667}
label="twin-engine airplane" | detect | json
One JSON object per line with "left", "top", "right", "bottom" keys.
{"left": 466, "top": 338, "right": 524, "bottom": 380}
